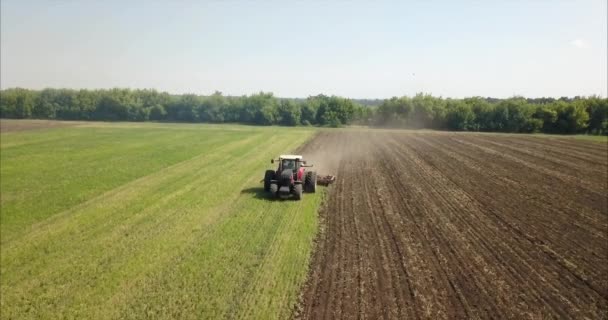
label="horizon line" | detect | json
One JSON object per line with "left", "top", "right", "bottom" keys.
{"left": 0, "top": 86, "right": 606, "bottom": 100}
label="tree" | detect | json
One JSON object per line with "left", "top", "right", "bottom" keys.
{"left": 582, "top": 96, "right": 608, "bottom": 134}
{"left": 149, "top": 105, "right": 167, "bottom": 121}
{"left": 243, "top": 92, "right": 277, "bottom": 125}
{"left": 1, "top": 87, "right": 605, "bottom": 135}
{"left": 300, "top": 100, "right": 317, "bottom": 125}
{"left": 533, "top": 104, "right": 558, "bottom": 133}
{"left": 0, "top": 88, "right": 36, "bottom": 118}
{"left": 34, "top": 88, "right": 60, "bottom": 119}
{"left": 351, "top": 104, "right": 374, "bottom": 125}
{"left": 1, "top": 89, "right": 20, "bottom": 118}
{"left": 277, "top": 100, "right": 301, "bottom": 126}
{"left": 464, "top": 97, "right": 493, "bottom": 131}
{"left": 492, "top": 98, "right": 538, "bottom": 133}
{"left": 94, "top": 95, "right": 128, "bottom": 121}
{"left": 198, "top": 91, "right": 227, "bottom": 123}
{"left": 376, "top": 97, "right": 411, "bottom": 127}
{"left": 166, "top": 94, "right": 200, "bottom": 122}
{"left": 314, "top": 95, "right": 356, "bottom": 127}
{"left": 553, "top": 100, "right": 590, "bottom": 134}
{"left": 333, "top": 97, "right": 356, "bottom": 125}
{"left": 409, "top": 94, "right": 445, "bottom": 129}
{"left": 445, "top": 100, "right": 475, "bottom": 131}
{"left": 223, "top": 98, "right": 243, "bottom": 123}
{"left": 75, "top": 89, "right": 99, "bottom": 120}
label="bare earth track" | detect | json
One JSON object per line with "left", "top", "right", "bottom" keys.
{"left": 0, "top": 119, "right": 80, "bottom": 132}
{"left": 298, "top": 131, "right": 608, "bottom": 319}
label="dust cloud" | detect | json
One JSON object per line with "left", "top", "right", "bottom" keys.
{"left": 297, "top": 131, "right": 380, "bottom": 177}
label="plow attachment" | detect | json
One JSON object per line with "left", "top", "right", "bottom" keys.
{"left": 317, "top": 175, "right": 336, "bottom": 186}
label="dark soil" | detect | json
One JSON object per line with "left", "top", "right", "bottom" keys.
{"left": 297, "top": 131, "right": 608, "bottom": 319}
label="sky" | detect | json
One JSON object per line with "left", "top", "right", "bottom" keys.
{"left": 1, "top": 0, "right": 606, "bottom": 98}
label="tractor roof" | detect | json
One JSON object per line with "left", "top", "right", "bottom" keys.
{"left": 279, "top": 154, "right": 303, "bottom": 160}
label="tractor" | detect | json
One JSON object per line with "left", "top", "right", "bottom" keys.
{"left": 263, "top": 155, "right": 336, "bottom": 200}
{"left": 264, "top": 155, "right": 316, "bottom": 200}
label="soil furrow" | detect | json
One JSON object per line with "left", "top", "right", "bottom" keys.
{"left": 298, "top": 131, "right": 608, "bottom": 320}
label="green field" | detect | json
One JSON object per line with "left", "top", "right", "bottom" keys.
{"left": 0, "top": 121, "right": 323, "bottom": 319}
{"left": 571, "top": 134, "right": 608, "bottom": 143}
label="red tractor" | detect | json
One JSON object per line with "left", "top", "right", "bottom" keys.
{"left": 264, "top": 155, "right": 317, "bottom": 200}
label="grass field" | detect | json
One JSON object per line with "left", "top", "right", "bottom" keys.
{"left": 1, "top": 121, "right": 324, "bottom": 319}
{"left": 571, "top": 134, "right": 608, "bottom": 142}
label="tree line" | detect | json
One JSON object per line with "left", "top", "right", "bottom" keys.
{"left": 0, "top": 88, "right": 606, "bottom": 134}
{"left": 374, "top": 94, "right": 607, "bottom": 134}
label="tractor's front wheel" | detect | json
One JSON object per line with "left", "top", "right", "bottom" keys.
{"left": 294, "top": 184, "right": 303, "bottom": 200}
{"left": 264, "top": 170, "right": 275, "bottom": 192}
{"left": 305, "top": 171, "right": 317, "bottom": 193}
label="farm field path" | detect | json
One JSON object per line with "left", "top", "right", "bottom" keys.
{"left": 299, "top": 131, "right": 608, "bottom": 319}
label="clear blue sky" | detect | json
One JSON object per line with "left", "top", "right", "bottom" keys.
{"left": 1, "top": 0, "right": 606, "bottom": 98}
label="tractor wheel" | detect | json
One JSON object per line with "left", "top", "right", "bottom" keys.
{"left": 264, "top": 170, "right": 275, "bottom": 192}
{"left": 270, "top": 183, "right": 278, "bottom": 197}
{"left": 294, "top": 184, "right": 303, "bottom": 200}
{"left": 305, "top": 171, "right": 317, "bottom": 193}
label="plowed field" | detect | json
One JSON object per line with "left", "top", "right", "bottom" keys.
{"left": 298, "top": 131, "right": 608, "bottom": 319}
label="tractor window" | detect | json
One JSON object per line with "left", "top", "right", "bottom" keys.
{"left": 282, "top": 159, "right": 295, "bottom": 170}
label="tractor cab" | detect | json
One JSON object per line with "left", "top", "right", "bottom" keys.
{"left": 275, "top": 155, "right": 303, "bottom": 174}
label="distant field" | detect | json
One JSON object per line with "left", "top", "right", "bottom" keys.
{"left": 572, "top": 134, "right": 608, "bottom": 142}
{"left": 0, "top": 119, "right": 82, "bottom": 132}
{"left": 1, "top": 120, "right": 323, "bottom": 319}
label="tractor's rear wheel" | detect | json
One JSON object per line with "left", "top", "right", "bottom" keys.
{"left": 270, "top": 183, "right": 278, "bottom": 197}
{"left": 264, "top": 170, "right": 275, "bottom": 192}
{"left": 305, "top": 171, "right": 317, "bottom": 193}
{"left": 294, "top": 184, "right": 303, "bottom": 200}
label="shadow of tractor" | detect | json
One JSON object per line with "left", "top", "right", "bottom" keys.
{"left": 240, "top": 187, "right": 299, "bottom": 201}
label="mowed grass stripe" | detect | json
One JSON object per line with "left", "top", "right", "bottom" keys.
{"left": 1, "top": 126, "right": 252, "bottom": 242}
{"left": 1, "top": 132, "right": 269, "bottom": 314}
{"left": 2, "top": 131, "right": 265, "bottom": 271}
{"left": 1, "top": 123, "right": 322, "bottom": 319}
{"left": 0, "top": 128, "right": 86, "bottom": 149}
{"left": 110, "top": 135, "right": 320, "bottom": 319}
{"left": 1, "top": 129, "right": 250, "bottom": 245}
{"left": 235, "top": 190, "right": 323, "bottom": 320}
{"left": 113, "top": 182, "right": 322, "bottom": 319}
